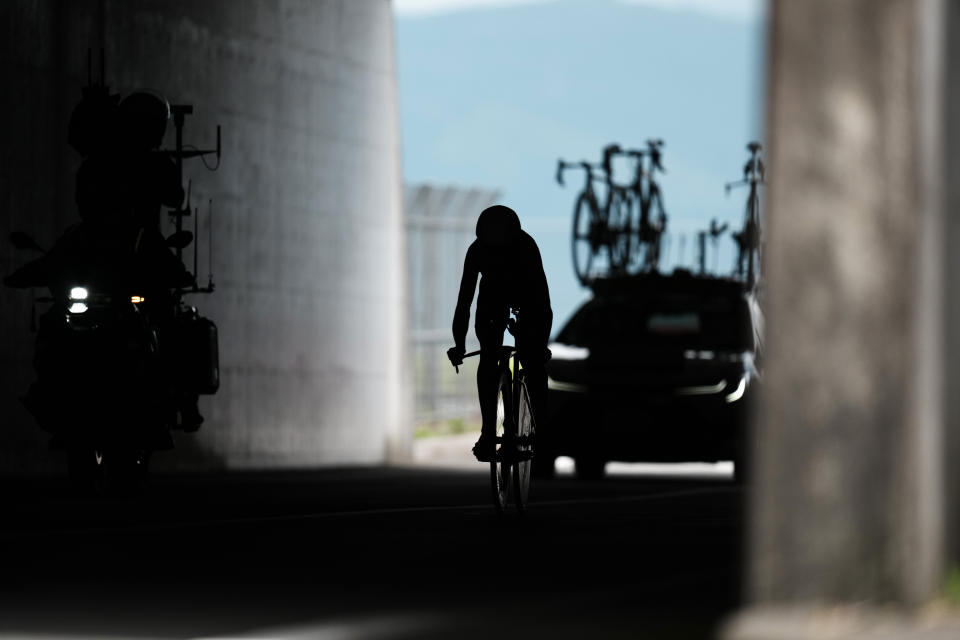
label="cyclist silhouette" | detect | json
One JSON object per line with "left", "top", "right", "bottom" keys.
{"left": 447, "top": 205, "right": 552, "bottom": 461}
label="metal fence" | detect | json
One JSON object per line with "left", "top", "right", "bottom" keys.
{"left": 404, "top": 184, "right": 502, "bottom": 425}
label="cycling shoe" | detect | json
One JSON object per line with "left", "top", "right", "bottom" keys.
{"left": 472, "top": 434, "right": 497, "bottom": 462}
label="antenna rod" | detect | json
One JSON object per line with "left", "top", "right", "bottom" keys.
{"left": 193, "top": 205, "right": 199, "bottom": 287}
{"left": 208, "top": 199, "right": 214, "bottom": 289}
{"left": 174, "top": 112, "right": 184, "bottom": 260}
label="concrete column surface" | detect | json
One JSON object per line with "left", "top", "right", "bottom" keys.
{"left": 742, "top": 0, "right": 946, "bottom": 615}
{"left": 0, "top": 0, "right": 410, "bottom": 471}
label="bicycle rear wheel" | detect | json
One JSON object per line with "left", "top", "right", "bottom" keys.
{"left": 491, "top": 372, "right": 512, "bottom": 514}
{"left": 513, "top": 381, "right": 535, "bottom": 513}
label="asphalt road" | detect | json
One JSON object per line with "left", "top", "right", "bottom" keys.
{"left": 0, "top": 464, "right": 744, "bottom": 639}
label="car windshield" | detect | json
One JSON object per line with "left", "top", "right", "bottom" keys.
{"left": 558, "top": 293, "right": 753, "bottom": 352}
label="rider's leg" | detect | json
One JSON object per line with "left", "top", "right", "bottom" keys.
{"left": 475, "top": 313, "right": 507, "bottom": 437}
{"left": 517, "top": 309, "right": 553, "bottom": 430}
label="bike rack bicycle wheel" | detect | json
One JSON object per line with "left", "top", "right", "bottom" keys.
{"left": 571, "top": 192, "right": 599, "bottom": 285}
{"left": 607, "top": 190, "right": 633, "bottom": 274}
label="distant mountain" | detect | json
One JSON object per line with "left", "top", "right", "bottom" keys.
{"left": 396, "top": 0, "right": 765, "bottom": 327}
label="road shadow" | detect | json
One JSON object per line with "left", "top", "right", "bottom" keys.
{"left": 0, "top": 466, "right": 742, "bottom": 639}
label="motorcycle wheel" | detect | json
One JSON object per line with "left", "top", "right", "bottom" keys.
{"left": 104, "top": 449, "right": 151, "bottom": 496}
{"left": 66, "top": 448, "right": 107, "bottom": 497}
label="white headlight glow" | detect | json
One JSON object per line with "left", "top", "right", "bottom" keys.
{"left": 548, "top": 343, "right": 589, "bottom": 361}
{"left": 69, "top": 287, "right": 88, "bottom": 301}
{"left": 68, "top": 302, "right": 88, "bottom": 314}
{"left": 725, "top": 376, "right": 747, "bottom": 403}
{"left": 547, "top": 377, "right": 588, "bottom": 393}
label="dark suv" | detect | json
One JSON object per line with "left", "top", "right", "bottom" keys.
{"left": 539, "top": 272, "right": 761, "bottom": 480}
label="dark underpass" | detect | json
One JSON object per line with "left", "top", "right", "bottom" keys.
{"left": 0, "top": 466, "right": 743, "bottom": 639}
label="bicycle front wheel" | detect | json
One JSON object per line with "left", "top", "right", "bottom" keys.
{"left": 513, "top": 381, "right": 535, "bottom": 513}
{"left": 491, "top": 372, "right": 512, "bottom": 514}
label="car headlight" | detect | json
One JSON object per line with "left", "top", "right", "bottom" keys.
{"left": 548, "top": 343, "right": 589, "bottom": 361}
{"left": 548, "top": 377, "right": 588, "bottom": 393}
{"left": 69, "top": 286, "right": 88, "bottom": 301}
{"left": 675, "top": 380, "right": 727, "bottom": 396}
{"left": 724, "top": 376, "right": 747, "bottom": 403}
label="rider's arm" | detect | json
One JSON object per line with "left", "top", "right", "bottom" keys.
{"left": 452, "top": 242, "right": 480, "bottom": 349}
{"left": 523, "top": 232, "right": 552, "bottom": 309}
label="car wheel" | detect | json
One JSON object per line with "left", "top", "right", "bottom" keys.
{"left": 575, "top": 457, "right": 605, "bottom": 481}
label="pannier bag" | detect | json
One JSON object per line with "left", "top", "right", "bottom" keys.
{"left": 175, "top": 309, "right": 220, "bottom": 394}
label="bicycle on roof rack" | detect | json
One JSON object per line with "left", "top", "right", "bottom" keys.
{"left": 725, "top": 141, "right": 764, "bottom": 289}
{"left": 557, "top": 144, "right": 631, "bottom": 285}
{"left": 694, "top": 218, "right": 729, "bottom": 275}
{"left": 618, "top": 139, "right": 668, "bottom": 273}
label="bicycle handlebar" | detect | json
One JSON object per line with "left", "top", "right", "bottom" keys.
{"left": 602, "top": 143, "right": 621, "bottom": 174}
{"left": 603, "top": 143, "right": 621, "bottom": 157}
{"left": 617, "top": 144, "right": 666, "bottom": 174}
{"left": 557, "top": 159, "right": 607, "bottom": 187}
{"left": 725, "top": 177, "right": 764, "bottom": 194}
{"left": 449, "top": 307, "right": 525, "bottom": 372}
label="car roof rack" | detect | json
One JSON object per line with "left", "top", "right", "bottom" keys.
{"left": 588, "top": 270, "right": 749, "bottom": 299}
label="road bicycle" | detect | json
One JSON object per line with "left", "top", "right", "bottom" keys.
{"left": 557, "top": 144, "right": 631, "bottom": 285}
{"left": 451, "top": 308, "right": 537, "bottom": 514}
{"left": 692, "top": 218, "right": 731, "bottom": 275}
{"left": 725, "top": 141, "right": 764, "bottom": 288}
{"left": 619, "top": 139, "right": 668, "bottom": 272}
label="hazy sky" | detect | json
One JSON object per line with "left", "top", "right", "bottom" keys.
{"left": 395, "top": 0, "right": 766, "bottom": 21}
{"left": 395, "top": 0, "right": 766, "bottom": 329}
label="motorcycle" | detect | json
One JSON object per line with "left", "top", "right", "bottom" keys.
{"left": 6, "top": 55, "right": 223, "bottom": 493}
{"left": 6, "top": 228, "right": 219, "bottom": 494}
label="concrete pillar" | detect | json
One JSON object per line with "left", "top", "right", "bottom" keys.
{"left": 941, "top": 0, "right": 960, "bottom": 571}
{"left": 0, "top": 1, "right": 411, "bottom": 472}
{"left": 726, "top": 0, "right": 954, "bottom": 634}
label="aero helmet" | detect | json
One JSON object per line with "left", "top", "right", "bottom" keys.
{"left": 476, "top": 205, "right": 521, "bottom": 247}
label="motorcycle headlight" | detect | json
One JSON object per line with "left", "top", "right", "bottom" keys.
{"left": 69, "top": 286, "right": 88, "bottom": 301}
{"left": 68, "top": 302, "right": 88, "bottom": 314}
